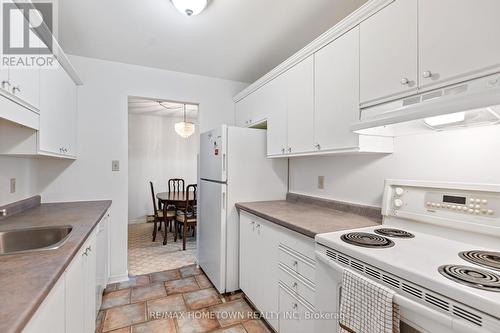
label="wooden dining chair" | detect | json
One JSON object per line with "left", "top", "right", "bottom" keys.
{"left": 168, "top": 178, "right": 185, "bottom": 194}
{"left": 149, "top": 181, "right": 175, "bottom": 243}
{"left": 175, "top": 184, "right": 197, "bottom": 251}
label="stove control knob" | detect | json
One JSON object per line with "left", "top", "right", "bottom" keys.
{"left": 482, "top": 199, "right": 488, "bottom": 205}
{"left": 470, "top": 198, "right": 476, "bottom": 203}
{"left": 395, "top": 187, "right": 404, "bottom": 196}
{"left": 394, "top": 199, "right": 404, "bottom": 208}
{"left": 488, "top": 209, "right": 494, "bottom": 215}
{"left": 468, "top": 209, "right": 474, "bottom": 214}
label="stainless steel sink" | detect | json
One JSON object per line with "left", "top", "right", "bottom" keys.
{"left": 0, "top": 225, "right": 72, "bottom": 255}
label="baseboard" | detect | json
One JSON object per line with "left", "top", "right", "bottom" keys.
{"left": 107, "top": 271, "right": 129, "bottom": 284}
{"left": 128, "top": 217, "right": 147, "bottom": 224}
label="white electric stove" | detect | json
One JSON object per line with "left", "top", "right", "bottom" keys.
{"left": 315, "top": 180, "right": 500, "bottom": 333}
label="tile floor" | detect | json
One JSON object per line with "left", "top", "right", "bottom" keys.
{"left": 128, "top": 223, "right": 196, "bottom": 275}
{"left": 97, "top": 265, "right": 272, "bottom": 333}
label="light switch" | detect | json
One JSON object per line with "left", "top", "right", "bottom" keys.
{"left": 112, "top": 160, "right": 120, "bottom": 172}
{"left": 318, "top": 176, "right": 325, "bottom": 190}
{"left": 10, "top": 178, "right": 16, "bottom": 193}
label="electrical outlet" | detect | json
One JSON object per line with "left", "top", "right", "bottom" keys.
{"left": 318, "top": 176, "right": 325, "bottom": 190}
{"left": 112, "top": 160, "right": 120, "bottom": 172}
{"left": 10, "top": 178, "right": 16, "bottom": 193}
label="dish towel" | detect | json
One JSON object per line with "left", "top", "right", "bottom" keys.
{"left": 339, "top": 268, "right": 400, "bottom": 333}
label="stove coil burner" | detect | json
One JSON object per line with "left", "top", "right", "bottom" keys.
{"left": 374, "top": 228, "right": 415, "bottom": 238}
{"left": 438, "top": 265, "right": 500, "bottom": 292}
{"left": 459, "top": 251, "right": 500, "bottom": 272}
{"left": 340, "top": 232, "right": 395, "bottom": 248}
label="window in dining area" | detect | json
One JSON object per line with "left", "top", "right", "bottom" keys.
{"left": 127, "top": 96, "right": 199, "bottom": 275}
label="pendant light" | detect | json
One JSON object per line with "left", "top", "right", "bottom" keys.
{"left": 171, "top": 0, "right": 208, "bottom": 16}
{"left": 174, "top": 104, "right": 195, "bottom": 138}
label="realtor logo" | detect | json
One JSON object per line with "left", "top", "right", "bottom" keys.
{"left": 2, "top": 1, "right": 56, "bottom": 68}
{"left": 2, "top": 1, "right": 52, "bottom": 54}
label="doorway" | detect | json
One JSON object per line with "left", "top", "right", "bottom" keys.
{"left": 127, "top": 96, "right": 199, "bottom": 275}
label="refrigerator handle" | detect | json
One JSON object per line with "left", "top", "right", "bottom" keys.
{"left": 222, "top": 153, "right": 226, "bottom": 173}
{"left": 222, "top": 192, "right": 226, "bottom": 210}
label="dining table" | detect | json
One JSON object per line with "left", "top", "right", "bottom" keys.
{"left": 156, "top": 190, "right": 196, "bottom": 246}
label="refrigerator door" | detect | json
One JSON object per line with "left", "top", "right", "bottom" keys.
{"left": 198, "top": 179, "right": 227, "bottom": 293}
{"left": 200, "top": 125, "right": 227, "bottom": 182}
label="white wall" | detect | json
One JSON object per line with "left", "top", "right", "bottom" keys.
{"left": 289, "top": 125, "right": 500, "bottom": 207}
{"left": 0, "top": 156, "right": 38, "bottom": 206}
{"left": 37, "top": 55, "right": 247, "bottom": 281}
{"left": 128, "top": 113, "right": 199, "bottom": 223}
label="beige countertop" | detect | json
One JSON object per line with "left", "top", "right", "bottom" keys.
{"left": 0, "top": 200, "right": 112, "bottom": 333}
{"left": 236, "top": 200, "right": 381, "bottom": 238}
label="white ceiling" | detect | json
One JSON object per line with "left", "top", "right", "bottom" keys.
{"left": 128, "top": 97, "right": 198, "bottom": 119}
{"left": 58, "top": 0, "right": 367, "bottom": 83}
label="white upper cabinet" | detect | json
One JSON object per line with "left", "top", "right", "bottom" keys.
{"left": 419, "top": 0, "right": 500, "bottom": 90}
{"left": 265, "top": 75, "right": 287, "bottom": 156}
{"left": 360, "top": 0, "right": 418, "bottom": 104}
{"left": 39, "top": 61, "right": 77, "bottom": 157}
{"left": 285, "top": 55, "right": 314, "bottom": 155}
{"left": 314, "top": 27, "right": 360, "bottom": 152}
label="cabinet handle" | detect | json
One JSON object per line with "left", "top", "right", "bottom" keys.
{"left": 292, "top": 260, "right": 298, "bottom": 267}
{"left": 287, "top": 147, "right": 292, "bottom": 153}
{"left": 401, "top": 77, "right": 409, "bottom": 85}
{"left": 281, "top": 148, "right": 285, "bottom": 154}
{"left": 422, "top": 71, "right": 432, "bottom": 79}
{"left": 12, "top": 86, "right": 21, "bottom": 94}
{"left": 292, "top": 282, "right": 298, "bottom": 288}
{"left": 0, "top": 209, "right": 7, "bottom": 216}
{"left": 1, "top": 80, "right": 10, "bottom": 90}
{"left": 292, "top": 303, "right": 298, "bottom": 310}
{"left": 250, "top": 221, "right": 255, "bottom": 231}
{"left": 82, "top": 249, "right": 88, "bottom": 256}
{"left": 87, "top": 245, "right": 92, "bottom": 252}
{"left": 314, "top": 143, "right": 321, "bottom": 150}
{"left": 256, "top": 224, "right": 261, "bottom": 234}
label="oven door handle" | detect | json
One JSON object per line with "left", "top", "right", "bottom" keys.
{"left": 315, "top": 251, "right": 482, "bottom": 333}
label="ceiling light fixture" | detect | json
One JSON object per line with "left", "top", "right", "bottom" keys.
{"left": 171, "top": 0, "right": 208, "bottom": 16}
{"left": 174, "top": 104, "right": 196, "bottom": 138}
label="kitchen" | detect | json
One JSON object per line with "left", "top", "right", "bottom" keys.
{"left": 0, "top": 0, "right": 499, "bottom": 333}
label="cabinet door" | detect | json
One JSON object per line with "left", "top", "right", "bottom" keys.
{"left": 265, "top": 75, "right": 287, "bottom": 156}
{"left": 235, "top": 99, "right": 248, "bottom": 127}
{"left": 314, "top": 27, "right": 360, "bottom": 151}
{"left": 85, "top": 232, "right": 98, "bottom": 333}
{"left": 39, "top": 61, "right": 77, "bottom": 156}
{"left": 419, "top": 0, "right": 500, "bottom": 89}
{"left": 23, "top": 276, "right": 65, "bottom": 333}
{"left": 360, "top": 0, "right": 417, "bottom": 104}
{"left": 65, "top": 245, "right": 86, "bottom": 333}
{"left": 239, "top": 213, "right": 255, "bottom": 297}
{"left": 285, "top": 55, "right": 314, "bottom": 154}
{"left": 255, "top": 220, "right": 279, "bottom": 330}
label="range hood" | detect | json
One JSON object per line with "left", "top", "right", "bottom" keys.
{"left": 352, "top": 74, "right": 500, "bottom": 136}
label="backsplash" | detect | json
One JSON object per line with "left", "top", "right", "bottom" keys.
{"left": 0, "top": 156, "right": 38, "bottom": 206}
{"left": 289, "top": 125, "right": 500, "bottom": 207}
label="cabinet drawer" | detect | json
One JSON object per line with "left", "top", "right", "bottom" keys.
{"left": 279, "top": 244, "right": 315, "bottom": 283}
{"left": 279, "top": 228, "right": 315, "bottom": 261}
{"left": 278, "top": 284, "right": 314, "bottom": 333}
{"left": 279, "top": 264, "right": 315, "bottom": 306}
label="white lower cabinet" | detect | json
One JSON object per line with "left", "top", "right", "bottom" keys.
{"left": 22, "top": 211, "right": 110, "bottom": 333}
{"left": 239, "top": 211, "right": 316, "bottom": 333}
{"left": 240, "top": 212, "right": 280, "bottom": 330}
{"left": 65, "top": 228, "right": 98, "bottom": 333}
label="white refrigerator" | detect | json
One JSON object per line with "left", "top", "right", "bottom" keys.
{"left": 198, "top": 125, "right": 287, "bottom": 293}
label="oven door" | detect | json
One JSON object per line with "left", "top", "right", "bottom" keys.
{"left": 314, "top": 251, "right": 484, "bottom": 333}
